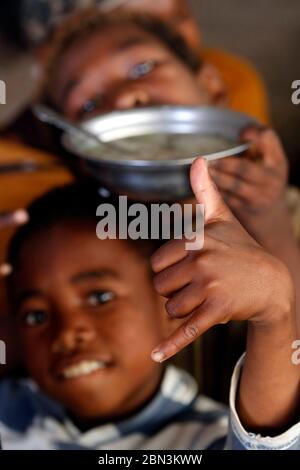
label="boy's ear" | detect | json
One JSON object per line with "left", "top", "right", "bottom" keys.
{"left": 197, "top": 62, "right": 228, "bottom": 106}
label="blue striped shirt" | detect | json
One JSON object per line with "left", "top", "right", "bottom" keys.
{"left": 0, "top": 358, "right": 299, "bottom": 450}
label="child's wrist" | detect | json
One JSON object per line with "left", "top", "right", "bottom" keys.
{"left": 249, "top": 300, "right": 295, "bottom": 330}
{"left": 251, "top": 203, "right": 294, "bottom": 248}
{"left": 249, "top": 261, "right": 295, "bottom": 328}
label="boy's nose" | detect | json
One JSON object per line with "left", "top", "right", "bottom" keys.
{"left": 114, "top": 88, "right": 150, "bottom": 110}
{"left": 52, "top": 319, "right": 97, "bottom": 355}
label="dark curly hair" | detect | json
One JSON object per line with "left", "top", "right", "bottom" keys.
{"left": 6, "top": 182, "right": 163, "bottom": 301}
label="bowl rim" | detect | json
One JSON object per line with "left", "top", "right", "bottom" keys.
{"left": 62, "top": 105, "right": 256, "bottom": 168}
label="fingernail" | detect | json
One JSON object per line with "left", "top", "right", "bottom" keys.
{"left": 0, "top": 263, "right": 13, "bottom": 276}
{"left": 12, "top": 209, "right": 29, "bottom": 225}
{"left": 151, "top": 350, "right": 165, "bottom": 363}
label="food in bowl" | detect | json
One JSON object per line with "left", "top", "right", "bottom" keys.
{"left": 86, "top": 133, "right": 236, "bottom": 161}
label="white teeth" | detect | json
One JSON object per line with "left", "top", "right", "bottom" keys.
{"left": 62, "top": 360, "right": 107, "bottom": 379}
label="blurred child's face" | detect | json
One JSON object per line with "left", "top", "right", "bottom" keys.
{"left": 115, "top": 0, "right": 201, "bottom": 53}
{"left": 50, "top": 23, "right": 212, "bottom": 121}
{"left": 11, "top": 222, "right": 168, "bottom": 420}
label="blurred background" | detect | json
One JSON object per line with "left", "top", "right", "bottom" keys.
{"left": 190, "top": 0, "right": 300, "bottom": 186}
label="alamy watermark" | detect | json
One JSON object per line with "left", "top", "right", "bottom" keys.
{"left": 291, "top": 339, "right": 300, "bottom": 365}
{"left": 291, "top": 80, "right": 300, "bottom": 105}
{"left": 0, "top": 80, "right": 6, "bottom": 104}
{"left": 0, "top": 340, "right": 6, "bottom": 365}
{"left": 96, "top": 196, "right": 205, "bottom": 251}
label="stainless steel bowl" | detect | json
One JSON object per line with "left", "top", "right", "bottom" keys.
{"left": 62, "top": 106, "right": 256, "bottom": 201}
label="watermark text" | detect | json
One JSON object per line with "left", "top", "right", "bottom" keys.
{"left": 0, "top": 340, "right": 6, "bottom": 365}
{"left": 0, "top": 80, "right": 6, "bottom": 104}
{"left": 291, "top": 80, "right": 300, "bottom": 105}
{"left": 96, "top": 197, "right": 205, "bottom": 251}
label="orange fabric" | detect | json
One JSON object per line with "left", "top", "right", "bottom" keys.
{"left": 202, "top": 48, "right": 271, "bottom": 125}
{"left": 0, "top": 140, "right": 72, "bottom": 216}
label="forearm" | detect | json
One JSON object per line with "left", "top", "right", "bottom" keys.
{"left": 250, "top": 203, "right": 300, "bottom": 334}
{"left": 237, "top": 309, "right": 300, "bottom": 433}
{"left": 268, "top": 240, "right": 300, "bottom": 334}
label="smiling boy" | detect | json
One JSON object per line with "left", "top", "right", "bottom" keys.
{"left": 0, "top": 158, "right": 299, "bottom": 450}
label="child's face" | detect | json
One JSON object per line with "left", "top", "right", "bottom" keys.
{"left": 10, "top": 221, "right": 168, "bottom": 420}
{"left": 50, "top": 22, "right": 212, "bottom": 121}
{"left": 115, "top": 0, "right": 201, "bottom": 53}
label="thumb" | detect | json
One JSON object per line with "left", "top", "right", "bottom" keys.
{"left": 190, "top": 157, "right": 233, "bottom": 223}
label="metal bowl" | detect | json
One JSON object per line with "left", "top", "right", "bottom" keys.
{"left": 62, "top": 106, "right": 256, "bottom": 201}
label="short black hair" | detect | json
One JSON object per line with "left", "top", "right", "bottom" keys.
{"left": 6, "top": 182, "right": 160, "bottom": 277}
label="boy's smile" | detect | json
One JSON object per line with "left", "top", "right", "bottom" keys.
{"left": 10, "top": 221, "right": 168, "bottom": 421}
{"left": 51, "top": 355, "right": 114, "bottom": 381}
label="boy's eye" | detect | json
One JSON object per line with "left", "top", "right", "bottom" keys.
{"left": 87, "top": 291, "right": 115, "bottom": 307}
{"left": 22, "top": 310, "right": 48, "bottom": 327}
{"left": 129, "top": 60, "right": 157, "bottom": 80}
{"left": 79, "top": 94, "right": 103, "bottom": 118}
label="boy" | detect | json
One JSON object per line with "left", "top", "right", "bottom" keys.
{"left": 0, "top": 156, "right": 299, "bottom": 450}
{"left": 1, "top": 1, "right": 269, "bottom": 123}
{"left": 40, "top": 11, "right": 300, "bottom": 330}
{"left": 41, "top": 11, "right": 213, "bottom": 120}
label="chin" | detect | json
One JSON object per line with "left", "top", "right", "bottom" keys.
{"left": 67, "top": 402, "right": 115, "bottom": 419}
{"left": 63, "top": 394, "right": 131, "bottom": 421}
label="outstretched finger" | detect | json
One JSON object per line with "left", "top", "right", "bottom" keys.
{"left": 151, "top": 300, "right": 219, "bottom": 362}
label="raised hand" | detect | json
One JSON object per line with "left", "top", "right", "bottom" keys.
{"left": 209, "top": 127, "right": 300, "bottom": 334}
{"left": 208, "top": 127, "right": 288, "bottom": 243}
{"left": 150, "top": 157, "right": 293, "bottom": 363}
